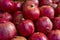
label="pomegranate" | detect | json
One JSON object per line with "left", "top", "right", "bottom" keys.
{"left": 52, "top": 0, "right": 60, "bottom": 4}
{"left": 39, "top": 0, "right": 52, "bottom": 6}
{"left": 36, "top": 17, "right": 53, "bottom": 34}
{"left": 0, "top": 12, "right": 12, "bottom": 21}
{"left": 26, "top": 0, "right": 39, "bottom": 6}
{"left": 11, "top": 36, "right": 27, "bottom": 40}
{"left": 48, "top": 30, "right": 60, "bottom": 40}
{"left": 55, "top": 4, "right": 60, "bottom": 16}
{"left": 53, "top": 17, "right": 60, "bottom": 29}
{"left": 23, "top": 1, "right": 40, "bottom": 20}
{"left": 13, "top": 11, "right": 23, "bottom": 25}
{"left": 28, "top": 32, "right": 48, "bottom": 40}
{"left": 14, "top": 1, "right": 23, "bottom": 11}
{"left": 0, "top": 1, "right": 15, "bottom": 12}
{"left": 0, "top": 21, "right": 16, "bottom": 40}
{"left": 17, "top": 19, "right": 35, "bottom": 37}
{"left": 40, "top": 5, "right": 54, "bottom": 19}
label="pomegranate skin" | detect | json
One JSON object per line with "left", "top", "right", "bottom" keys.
{"left": 48, "top": 30, "right": 60, "bottom": 40}
{"left": 55, "top": 4, "right": 60, "bottom": 16}
{"left": 40, "top": 6, "right": 54, "bottom": 19}
{"left": 36, "top": 17, "right": 53, "bottom": 34}
{"left": 14, "top": 1, "right": 23, "bottom": 11}
{"left": 52, "top": 0, "right": 60, "bottom": 4}
{"left": 11, "top": 36, "right": 27, "bottom": 40}
{"left": 17, "top": 20, "right": 35, "bottom": 37}
{"left": 0, "top": 12, "right": 12, "bottom": 21}
{"left": 39, "top": 0, "right": 52, "bottom": 6}
{"left": 28, "top": 32, "right": 48, "bottom": 40}
{"left": 53, "top": 17, "right": 60, "bottom": 29}
{"left": 0, "top": 22, "right": 16, "bottom": 40}
{"left": 26, "top": 0, "right": 39, "bottom": 6}
{"left": 0, "top": 1, "right": 15, "bottom": 12}
{"left": 13, "top": 11, "right": 23, "bottom": 25}
{"left": 23, "top": 1, "right": 40, "bottom": 20}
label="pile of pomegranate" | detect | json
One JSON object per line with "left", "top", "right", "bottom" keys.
{"left": 0, "top": 0, "right": 60, "bottom": 40}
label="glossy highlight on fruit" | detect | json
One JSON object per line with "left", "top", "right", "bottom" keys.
{"left": 23, "top": 1, "right": 40, "bottom": 20}
{"left": 36, "top": 17, "right": 53, "bottom": 34}
{"left": 40, "top": 5, "right": 54, "bottom": 19}
{"left": 48, "top": 30, "right": 60, "bottom": 40}
{"left": 0, "top": 22, "right": 16, "bottom": 40}
{"left": 17, "top": 20, "right": 35, "bottom": 37}
{"left": 11, "top": 36, "right": 27, "bottom": 40}
{"left": 28, "top": 32, "right": 48, "bottom": 40}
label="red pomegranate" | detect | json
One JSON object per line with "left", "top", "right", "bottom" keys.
{"left": 39, "top": 0, "right": 52, "bottom": 6}
{"left": 48, "top": 30, "right": 60, "bottom": 40}
{"left": 55, "top": 4, "right": 60, "bottom": 16}
{"left": 28, "top": 32, "right": 48, "bottom": 40}
{"left": 0, "top": 21, "right": 16, "bottom": 40}
{"left": 0, "top": 12, "right": 12, "bottom": 21}
{"left": 53, "top": 17, "right": 60, "bottom": 29}
{"left": 13, "top": 11, "right": 23, "bottom": 25}
{"left": 17, "top": 19, "right": 35, "bottom": 37}
{"left": 23, "top": 1, "right": 40, "bottom": 20}
{"left": 52, "top": 0, "right": 60, "bottom": 4}
{"left": 11, "top": 36, "right": 27, "bottom": 40}
{"left": 26, "top": 0, "right": 39, "bottom": 6}
{"left": 14, "top": 1, "right": 23, "bottom": 11}
{"left": 36, "top": 17, "right": 53, "bottom": 34}
{"left": 40, "top": 5, "right": 54, "bottom": 19}
{"left": 0, "top": 0, "right": 15, "bottom": 12}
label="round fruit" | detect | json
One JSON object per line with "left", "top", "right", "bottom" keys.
{"left": 48, "top": 30, "right": 60, "bottom": 40}
{"left": 17, "top": 20, "right": 34, "bottom": 37}
{"left": 53, "top": 17, "right": 60, "bottom": 29}
{"left": 28, "top": 32, "right": 48, "bottom": 40}
{"left": 0, "top": 12, "right": 12, "bottom": 21}
{"left": 11, "top": 36, "right": 27, "bottom": 40}
{"left": 23, "top": 1, "right": 40, "bottom": 20}
{"left": 36, "top": 17, "right": 53, "bottom": 34}
{"left": 0, "top": 1, "right": 15, "bottom": 12}
{"left": 40, "top": 5, "right": 54, "bottom": 19}
{"left": 0, "top": 22, "right": 16, "bottom": 40}
{"left": 39, "top": 0, "right": 52, "bottom": 6}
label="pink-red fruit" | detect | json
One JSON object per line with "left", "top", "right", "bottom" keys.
{"left": 36, "top": 17, "right": 53, "bottom": 34}
{"left": 17, "top": 20, "right": 35, "bottom": 37}
{"left": 28, "top": 32, "right": 48, "bottom": 40}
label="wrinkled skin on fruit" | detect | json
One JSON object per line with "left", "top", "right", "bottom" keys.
{"left": 23, "top": 1, "right": 40, "bottom": 20}
{"left": 11, "top": 36, "right": 27, "bottom": 40}
{"left": 48, "top": 30, "right": 60, "bottom": 40}
{"left": 55, "top": 4, "right": 60, "bottom": 16}
{"left": 17, "top": 20, "right": 34, "bottom": 37}
{"left": 0, "top": 22, "right": 16, "bottom": 40}
{"left": 39, "top": 0, "right": 52, "bottom": 6}
{"left": 26, "top": 0, "right": 39, "bottom": 6}
{"left": 36, "top": 17, "right": 53, "bottom": 34}
{"left": 53, "top": 17, "right": 60, "bottom": 29}
{"left": 40, "top": 6, "right": 54, "bottom": 19}
{"left": 28, "top": 32, "right": 48, "bottom": 40}
{"left": 13, "top": 11, "right": 23, "bottom": 25}
{"left": 0, "top": 1, "right": 15, "bottom": 12}
{"left": 0, "top": 12, "right": 12, "bottom": 21}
